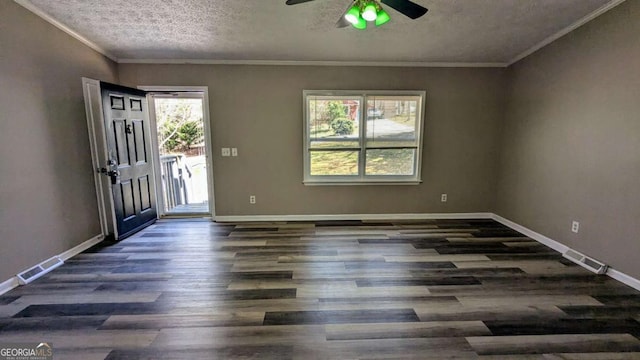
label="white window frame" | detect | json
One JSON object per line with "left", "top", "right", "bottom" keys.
{"left": 303, "top": 90, "right": 426, "bottom": 185}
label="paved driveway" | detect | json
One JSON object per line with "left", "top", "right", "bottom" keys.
{"left": 366, "top": 118, "right": 414, "bottom": 138}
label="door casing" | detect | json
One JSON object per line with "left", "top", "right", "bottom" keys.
{"left": 140, "top": 86, "right": 216, "bottom": 218}
{"left": 83, "top": 77, "right": 114, "bottom": 238}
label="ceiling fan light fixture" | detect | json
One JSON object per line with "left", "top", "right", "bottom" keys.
{"left": 344, "top": 5, "right": 361, "bottom": 25}
{"left": 375, "top": 7, "right": 390, "bottom": 26}
{"left": 351, "top": 14, "right": 367, "bottom": 29}
{"left": 362, "top": 2, "right": 378, "bottom": 21}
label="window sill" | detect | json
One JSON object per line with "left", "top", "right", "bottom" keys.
{"left": 303, "top": 180, "right": 422, "bottom": 186}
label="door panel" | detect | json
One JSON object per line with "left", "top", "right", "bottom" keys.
{"left": 139, "top": 175, "right": 152, "bottom": 211}
{"left": 130, "top": 98, "right": 143, "bottom": 111}
{"left": 110, "top": 95, "right": 125, "bottom": 110}
{"left": 119, "top": 180, "right": 136, "bottom": 219}
{"left": 101, "top": 82, "right": 157, "bottom": 239}
{"left": 132, "top": 119, "right": 147, "bottom": 164}
{"left": 113, "top": 119, "right": 131, "bottom": 166}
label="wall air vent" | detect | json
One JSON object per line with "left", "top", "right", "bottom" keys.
{"left": 16, "top": 256, "right": 64, "bottom": 285}
{"left": 563, "top": 249, "right": 608, "bottom": 274}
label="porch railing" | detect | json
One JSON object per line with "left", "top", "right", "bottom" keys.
{"left": 160, "top": 154, "right": 191, "bottom": 212}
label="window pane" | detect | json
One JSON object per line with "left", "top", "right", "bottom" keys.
{"left": 366, "top": 96, "right": 419, "bottom": 147}
{"left": 310, "top": 151, "right": 359, "bottom": 176}
{"left": 308, "top": 97, "right": 360, "bottom": 147}
{"left": 365, "top": 149, "right": 415, "bottom": 176}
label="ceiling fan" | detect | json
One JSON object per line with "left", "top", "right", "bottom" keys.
{"left": 285, "top": 0, "right": 428, "bottom": 29}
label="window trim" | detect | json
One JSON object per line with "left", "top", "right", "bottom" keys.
{"left": 303, "top": 90, "right": 426, "bottom": 185}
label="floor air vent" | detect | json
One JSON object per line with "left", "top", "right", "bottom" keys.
{"left": 17, "top": 256, "right": 64, "bottom": 285}
{"left": 563, "top": 249, "right": 608, "bottom": 274}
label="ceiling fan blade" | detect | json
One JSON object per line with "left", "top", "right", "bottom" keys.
{"left": 286, "top": 0, "right": 317, "bottom": 5}
{"left": 380, "top": 0, "right": 428, "bottom": 19}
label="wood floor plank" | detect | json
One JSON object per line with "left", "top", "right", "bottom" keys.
{"left": 105, "top": 346, "right": 295, "bottom": 359}
{"left": 226, "top": 279, "right": 357, "bottom": 291}
{"left": 0, "top": 296, "right": 19, "bottom": 305}
{"left": 13, "top": 292, "right": 162, "bottom": 305}
{"left": 292, "top": 337, "right": 475, "bottom": 359}
{"left": 297, "top": 286, "right": 431, "bottom": 299}
{"left": 467, "top": 334, "right": 640, "bottom": 355}
{"left": 0, "top": 329, "right": 159, "bottom": 349}
{"left": 325, "top": 320, "right": 491, "bottom": 340}
{"left": 263, "top": 308, "right": 419, "bottom": 325}
{"left": 484, "top": 318, "right": 640, "bottom": 337}
{"left": 49, "top": 349, "right": 112, "bottom": 360}
{"left": 457, "top": 295, "right": 603, "bottom": 307}
{"left": 540, "top": 353, "right": 640, "bottom": 359}
{"left": 0, "top": 315, "right": 108, "bottom": 331}
{"left": 385, "top": 254, "right": 491, "bottom": 262}
{"left": 277, "top": 254, "right": 386, "bottom": 263}
{"left": 151, "top": 324, "right": 327, "bottom": 347}
{"left": 99, "top": 311, "right": 265, "bottom": 330}
{"left": 415, "top": 303, "right": 567, "bottom": 322}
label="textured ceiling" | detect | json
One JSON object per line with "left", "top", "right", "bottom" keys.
{"left": 24, "top": 0, "right": 612, "bottom": 63}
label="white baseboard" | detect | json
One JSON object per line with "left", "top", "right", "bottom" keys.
{"left": 491, "top": 213, "right": 640, "bottom": 292}
{"left": 0, "top": 234, "right": 105, "bottom": 296}
{"left": 490, "top": 214, "right": 570, "bottom": 254}
{"left": 0, "top": 277, "right": 20, "bottom": 297}
{"left": 58, "top": 234, "right": 104, "bottom": 261}
{"left": 214, "top": 212, "right": 493, "bottom": 222}
{"left": 605, "top": 268, "right": 640, "bottom": 292}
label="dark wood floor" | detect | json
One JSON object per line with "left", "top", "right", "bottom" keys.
{"left": 1, "top": 219, "right": 640, "bottom": 359}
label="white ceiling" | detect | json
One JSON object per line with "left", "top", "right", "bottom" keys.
{"left": 20, "top": 0, "right": 617, "bottom": 65}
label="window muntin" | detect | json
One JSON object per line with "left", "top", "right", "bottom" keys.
{"left": 304, "top": 91, "right": 424, "bottom": 184}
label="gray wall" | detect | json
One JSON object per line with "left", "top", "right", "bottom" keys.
{"left": 119, "top": 65, "right": 506, "bottom": 216}
{"left": 496, "top": 0, "right": 640, "bottom": 278}
{"left": 0, "top": 2, "right": 118, "bottom": 280}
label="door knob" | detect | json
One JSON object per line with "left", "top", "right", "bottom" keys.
{"left": 100, "top": 168, "right": 120, "bottom": 185}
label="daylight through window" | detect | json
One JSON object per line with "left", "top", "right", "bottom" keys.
{"left": 304, "top": 91, "right": 425, "bottom": 184}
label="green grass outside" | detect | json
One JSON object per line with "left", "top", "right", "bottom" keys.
{"left": 310, "top": 149, "right": 414, "bottom": 176}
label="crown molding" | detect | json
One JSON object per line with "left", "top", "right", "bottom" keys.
{"left": 507, "top": 0, "right": 627, "bottom": 66}
{"left": 14, "top": 0, "right": 118, "bottom": 62}
{"left": 117, "top": 58, "right": 508, "bottom": 68}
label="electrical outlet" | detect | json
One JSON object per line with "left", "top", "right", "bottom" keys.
{"left": 231, "top": 148, "right": 238, "bottom": 157}
{"left": 571, "top": 221, "right": 580, "bottom": 233}
{"left": 221, "top": 148, "right": 231, "bottom": 157}
{"left": 441, "top": 193, "right": 448, "bottom": 202}
{"left": 249, "top": 195, "right": 256, "bottom": 204}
